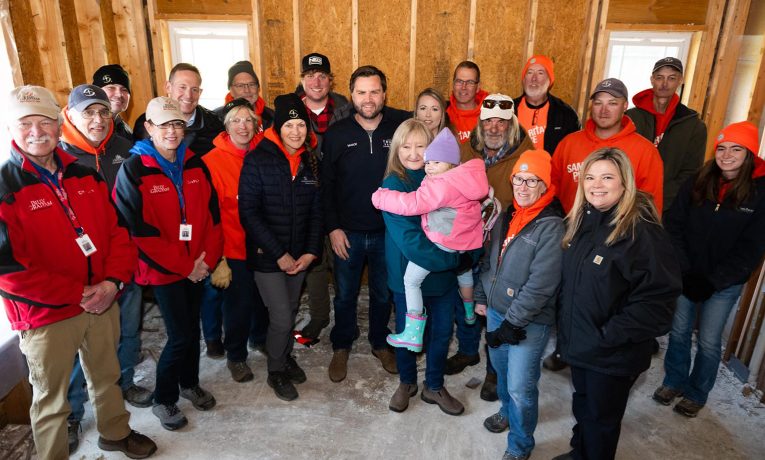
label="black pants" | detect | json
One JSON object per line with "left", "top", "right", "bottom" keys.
{"left": 569, "top": 366, "right": 638, "bottom": 460}
{"left": 153, "top": 279, "right": 204, "bottom": 404}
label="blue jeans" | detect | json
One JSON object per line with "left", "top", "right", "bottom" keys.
{"left": 200, "top": 277, "right": 224, "bottom": 341}
{"left": 330, "top": 230, "right": 391, "bottom": 350}
{"left": 67, "top": 282, "right": 143, "bottom": 422}
{"left": 153, "top": 279, "right": 204, "bottom": 405}
{"left": 487, "top": 308, "right": 550, "bottom": 458}
{"left": 394, "top": 289, "right": 456, "bottom": 390}
{"left": 663, "top": 285, "right": 742, "bottom": 405}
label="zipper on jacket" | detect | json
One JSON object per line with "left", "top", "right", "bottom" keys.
{"left": 367, "top": 131, "right": 374, "bottom": 154}
{"left": 714, "top": 203, "right": 720, "bottom": 212}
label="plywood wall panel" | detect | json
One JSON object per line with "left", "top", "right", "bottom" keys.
{"left": 413, "top": 0, "right": 471, "bottom": 109}
{"left": 155, "top": 0, "right": 250, "bottom": 16}
{"left": 9, "top": 0, "right": 43, "bottom": 86}
{"left": 472, "top": 0, "right": 528, "bottom": 97}
{"left": 259, "top": 0, "right": 297, "bottom": 105}
{"left": 533, "top": 0, "right": 590, "bottom": 105}
{"left": 608, "top": 0, "right": 708, "bottom": 25}
{"left": 358, "top": 0, "right": 412, "bottom": 109}
{"left": 299, "top": 0, "right": 353, "bottom": 98}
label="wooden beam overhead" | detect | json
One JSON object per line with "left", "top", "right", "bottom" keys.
{"left": 702, "top": 0, "right": 753, "bottom": 157}
{"left": 688, "top": 0, "right": 727, "bottom": 115}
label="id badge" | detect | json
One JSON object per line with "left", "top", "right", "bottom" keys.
{"left": 179, "top": 224, "right": 192, "bottom": 241}
{"left": 75, "top": 233, "right": 97, "bottom": 257}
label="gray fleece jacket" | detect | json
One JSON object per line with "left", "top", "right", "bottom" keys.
{"left": 474, "top": 202, "right": 564, "bottom": 327}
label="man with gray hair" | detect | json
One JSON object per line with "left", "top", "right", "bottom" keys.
{"left": 450, "top": 93, "right": 535, "bottom": 401}
{"left": 59, "top": 84, "right": 153, "bottom": 453}
{"left": 0, "top": 85, "right": 156, "bottom": 459}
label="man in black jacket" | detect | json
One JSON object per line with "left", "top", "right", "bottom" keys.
{"left": 626, "top": 57, "right": 707, "bottom": 210}
{"left": 132, "top": 63, "right": 224, "bottom": 155}
{"left": 321, "top": 65, "right": 409, "bottom": 383}
{"left": 513, "top": 55, "right": 580, "bottom": 154}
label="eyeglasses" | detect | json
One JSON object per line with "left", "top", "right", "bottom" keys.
{"left": 232, "top": 82, "right": 258, "bottom": 90}
{"left": 80, "top": 108, "right": 112, "bottom": 119}
{"left": 453, "top": 79, "right": 478, "bottom": 88}
{"left": 511, "top": 175, "right": 540, "bottom": 188}
{"left": 482, "top": 99, "right": 514, "bottom": 110}
{"left": 153, "top": 121, "right": 186, "bottom": 131}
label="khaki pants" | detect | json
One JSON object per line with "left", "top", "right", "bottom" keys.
{"left": 19, "top": 304, "right": 131, "bottom": 460}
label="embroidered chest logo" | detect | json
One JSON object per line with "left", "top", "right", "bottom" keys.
{"left": 150, "top": 184, "right": 170, "bottom": 194}
{"left": 76, "top": 188, "right": 96, "bottom": 195}
{"left": 382, "top": 139, "right": 392, "bottom": 148}
{"left": 186, "top": 179, "right": 200, "bottom": 185}
{"left": 593, "top": 255, "right": 604, "bottom": 265}
{"left": 29, "top": 198, "right": 54, "bottom": 211}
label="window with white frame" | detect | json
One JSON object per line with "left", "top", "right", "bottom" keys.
{"left": 604, "top": 31, "right": 693, "bottom": 107}
{"left": 167, "top": 21, "right": 250, "bottom": 110}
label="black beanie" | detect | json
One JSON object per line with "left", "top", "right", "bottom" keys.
{"left": 273, "top": 93, "right": 311, "bottom": 133}
{"left": 92, "top": 64, "right": 131, "bottom": 93}
{"left": 227, "top": 61, "right": 259, "bottom": 88}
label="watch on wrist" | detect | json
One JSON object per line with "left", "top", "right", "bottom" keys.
{"left": 106, "top": 277, "right": 125, "bottom": 291}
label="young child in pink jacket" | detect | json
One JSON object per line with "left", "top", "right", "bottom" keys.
{"left": 372, "top": 128, "right": 489, "bottom": 351}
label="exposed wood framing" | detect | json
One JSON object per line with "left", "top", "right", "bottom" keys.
{"left": 408, "top": 0, "right": 418, "bottom": 104}
{"left": 73, "top": 0, "right": 108, "bottom": 81}
{"left": 60, "top": 0, "right": 86, "bottom": 86}
{"left": 525, "top": 0, "right": 539, "bottom": 61}
{"left": 726, "top": 258, "right": 765, "bottom": 362}
{"left": 292, "top": 0, "right": 301, "bottom": 84}
{"left": 248, "top": 0, "right": 263, "bottom": 82}
{"left": 605, "top": 22, "right": 705, "bottom": 31}
{"left": 688, "top": 0, "right": 727, "bottom": 114}
{"left": 747, "top": 38, "right": 765, "bottom": 126}
{"left": 99, "top": 0, "right": 120, "bottom": 64}
{"left": 28, "top": 0, "right": 72, "bottom": 103}
{"left": 0, "top": 0, "right": 23, "bottom": 86}
{"left": 351, "top": 0, "right": 359, "bottom": 70}
{"left": 154, "top": 13, "right": 252, "bottom": 20}
{"left": 111, "top": 0, "right": 154, "bottom": 124}
{"left": 575, "top": 0, "right": 609, "bottom": 119}
{"left": 467, "top": 0, "right": 476, "bottom": 60}
{"left": 702, "top": 0, "right": 752, "bottom": 157}
{"left": 146, "top": 0, "right": 166, "bottom": 98}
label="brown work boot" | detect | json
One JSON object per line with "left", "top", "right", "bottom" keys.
{"left": 389, "top": 383, "right": 418, "bottom": 412}
{"left": 480, "top": 372, "right": 498, "bottom": 401}
{"left": 652, "top": 385, "right": 682, "bottom": 406}
{"left": 98, "top": 430, "right": 157, "bottom": 459}
{"left": 421, "top": 386, "right": 465, "bottom": 415}
{"left": 227, "top": 360, "right": 254, "bottom": 383}
{"left": 444, "top": 352, "right": 480, "bottom": 375}
{"left": 674, "top": 398, "right": 704, "bottom": 418}
{"left": 372, "top": 348, "right": 399, "bottom": 374}
{"left": 328, "top": 349, "right": 350, "bottom": 382}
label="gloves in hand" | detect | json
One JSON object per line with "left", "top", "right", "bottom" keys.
{"left": 682, "top": 273, "right": 715, "bottom": 303}
{"left": 211, "top": 257, "right": 232, "bottom": 289}
{"left": 485, "top": 320, "right": 526, "bottom": 348}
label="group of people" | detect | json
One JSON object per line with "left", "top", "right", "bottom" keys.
{"left": 1, "top": 48, "right": 763, "bottom": 460}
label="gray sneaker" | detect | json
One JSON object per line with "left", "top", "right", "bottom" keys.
{"left": 152, "top": 403, "right": 188, "bottom": 431}
{"left": 123, "top": 384, "right": 153, "bottom": 408}
{"left": 180, "top": 385, "right": 216, "bottom": 411}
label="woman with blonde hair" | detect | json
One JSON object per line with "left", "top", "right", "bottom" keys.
{"left": 553, "top": 147, "right": 681, "bottom": 460}
{"left": 414, "top": 88, "right": 447, "bottom": 136}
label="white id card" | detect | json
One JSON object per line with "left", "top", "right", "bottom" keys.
{"left": 179, "top": 224, "right": 192, "bottom": 241}
{"left": 75, "top": 234, "right": 97, "bottom": 257}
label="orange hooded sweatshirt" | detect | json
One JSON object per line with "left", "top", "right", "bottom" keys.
{"left": 447, "top": 89, "right": 489, "bottom": 144}
{"left": 551, "top": 116, "right": 664, "bottom": 213}
{"left": 202, "top": 131, "right": 263, "bottom": 260}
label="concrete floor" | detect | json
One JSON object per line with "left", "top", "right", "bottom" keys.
{"left": 25, "top": 288, "right": 765, "bottom": 459}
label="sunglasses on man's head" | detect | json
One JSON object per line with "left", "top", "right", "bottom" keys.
{"left": 482, "top": 99, "right": 514, "bottom": 110}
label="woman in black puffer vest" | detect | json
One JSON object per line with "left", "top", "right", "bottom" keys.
{"left": 239, "top": 93, "right": 323, "bottom": 401}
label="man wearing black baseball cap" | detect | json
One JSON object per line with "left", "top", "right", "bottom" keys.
{"left": 626, "top": 56, "right": 707, "bottom": 209}
{"left": 295, "top": 52, "right": 349, "bottom": 343}
{"left": 92, "top": 64, "right": 133, "bottom": 141}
